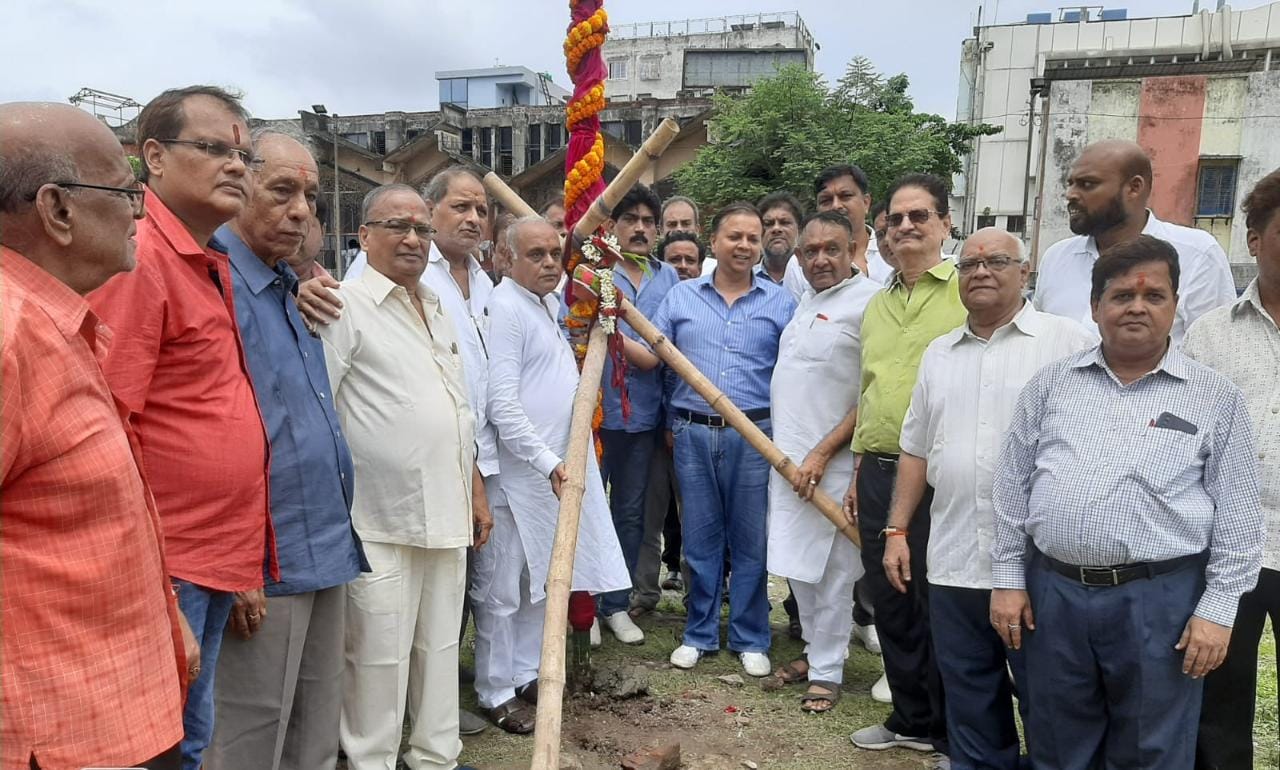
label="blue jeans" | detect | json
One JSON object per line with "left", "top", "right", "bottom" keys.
{"left": 672, "top": 417, "right": 771, "bottom": 653}
{"left": 174, "top": 580, "right": 236, "bottom": 770}
{"left": 598, "top": 428, "right": 659, "bottom": 616}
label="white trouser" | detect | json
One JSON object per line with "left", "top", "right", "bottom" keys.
{"left": 471, "top": 501, "right": 545, "bottom": 709}
{"left": 789, "top": 536, "right": 859, "bottom": 683}
{"left": 340, "top": 542, "right": 465, "bottom": 770}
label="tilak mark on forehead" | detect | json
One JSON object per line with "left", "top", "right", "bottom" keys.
{"left": 233, "top": 124, "right": 240, "bottom": 144}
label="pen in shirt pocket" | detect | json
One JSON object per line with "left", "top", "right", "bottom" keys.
{"left": 809, "top": 313, "right": 830, "bottom": 329}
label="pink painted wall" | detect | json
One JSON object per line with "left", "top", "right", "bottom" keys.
{"left": 1137, "top": 76, "right": 1206, "bottom": 225}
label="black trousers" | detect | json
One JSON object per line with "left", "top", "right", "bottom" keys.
{"left": 1196, "top": 566, "right": 1280, "bottom": 770}
{"left": 857, "top": 454, "right": 947, "bottom": 748}
{"left": 31, "top": 744, "right": 180, "bottom": 770}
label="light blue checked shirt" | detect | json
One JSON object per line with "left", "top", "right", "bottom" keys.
{"left": 652, "top": 272, "right": 797, "bottom": 414}
{"left": 991, "top": 344, "right": 1263, "bottom": 627}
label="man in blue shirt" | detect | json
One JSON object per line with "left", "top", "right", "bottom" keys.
{"left": 625, "top": 203, "right": 797, "bottom": 677}
{"left": 206, "top": 131, "right": 367, "bottom": 770}
{"left": 596, "top": 185, "right": 681, "bottom": 646}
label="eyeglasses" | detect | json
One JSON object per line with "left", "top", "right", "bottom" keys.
{"left": 886, "top": 209, "right": 944, "bottom": 229}
{"left": 159, "top": 139, "right": 258, "bottom": 167}
{"left": 28, "top": 180, "right": 146, "bottom": 217}
{"left": 955, "top": 255, "right": 1020, "bottom": 275}
{"left": 364, "top": 219, "right": 437, "bottom": 239}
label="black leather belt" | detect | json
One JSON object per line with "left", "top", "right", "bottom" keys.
{"left": 1040, "top": 551, "right": 1205, "bottom": 588}
{"left": 676, "top": 408, "right": 770, "bottom": 428}
{"left": 867, "top": 452, "right": 899, "bottom": 467}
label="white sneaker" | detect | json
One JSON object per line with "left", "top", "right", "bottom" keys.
{"left": 849, "top": 724, "right": 932, "bottom": 752}
{"left": 669, "top": 644, "right": 702, "bottom": 669}
{"left": 871, "top": 672, "right": 892, "bottom": 704}
{"left": 739, "top": 651, "right": 771, "bottom": 677}
{"left": 853, "top": 622, "right": 882, "bottom": 654}
{"left": 603, "top": 611, "right": 644, "bottom": 645}
{"left": 589, "top": 617, "right": 601, "bottom": 648}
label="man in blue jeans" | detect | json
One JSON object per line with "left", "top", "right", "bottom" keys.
{"left": 624, "top": 203, "right": 796, "bottom": 676}
{"left": 596, "top": 184, "right": 680, "bottom": 645}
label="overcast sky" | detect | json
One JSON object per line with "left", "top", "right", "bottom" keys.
{"left": 8, "top": 0, "right": 1223, "bottom": 123}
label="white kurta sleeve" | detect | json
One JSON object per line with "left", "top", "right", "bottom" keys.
{"left": 317, "top": 288, "right": 355, "bottom": 401}
{"left": 487, "top": 295, "right": 561, "bottom": 478}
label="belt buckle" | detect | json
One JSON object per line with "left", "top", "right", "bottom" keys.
{"left": 707, "top": 413, "right": 726, "bottom": 428}
{"left": 1078, "top": 566, "right": 1120, "bottom": 587}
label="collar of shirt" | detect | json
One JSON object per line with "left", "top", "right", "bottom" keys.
{"left": 358, "top": 261, "right": 439, "bottom": 308}
{"left": 1, "top": 246, "right": 104, "bottom": 348}
{"left": 220, "top": 227, "right": 300, "bottom": 297}
{"left": 885, "top": 255, "right": 955, "bottom": 291}
{"left": 800, "top": 273, "right": 864, "bottom": 303}
{"left": 697, "top": 269, "right": 772, "bottom": 298}
{"left": 956, "top": 300, "right": 1042, "bottom": 345}
{"left": 1071, "top": 341, "right": 1192, "bottom": 384}
{"left": 1231, "top": 278, "right": 1280, "bottom": 326}
{"left": 141, "top": 186, "right": 220, "bottom": 265}
{"left": 753, "top": 260, "right": 788, "bottom": 285}
{"left": 427, "top": 242, "right": 484, "bottom": 281}
{"left": 1081, "top": 209, "right": 1165, "bottom": 260}
{"left": 615, "top": 254, "right": 667, "bottom": 292}
{"left": 506, "top": 278, "right": 560, "bottom": 321}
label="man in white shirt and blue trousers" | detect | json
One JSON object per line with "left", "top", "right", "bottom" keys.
{"left": 883, "top": 228, "right": 1094, "bottom": 768}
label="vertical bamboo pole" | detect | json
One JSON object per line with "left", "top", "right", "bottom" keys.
{"left": 529, "top": 323, "right": 609, "bottom": 770}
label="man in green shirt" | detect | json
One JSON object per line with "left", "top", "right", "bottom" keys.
{"left": 845, "top": 174, "right": 966, "bottom": 760}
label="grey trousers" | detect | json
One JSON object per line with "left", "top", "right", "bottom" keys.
{"left": 206, "top": 585, "right": 347, "bottom": 770}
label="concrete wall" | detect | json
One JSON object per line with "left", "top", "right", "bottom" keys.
{"left": 602, "top": 22, "right": 812, "bottom": 100}
{"left": 1137, "top": 76, "right": 1206, "bottom": 224}
{"left": 1233, "top": 69, "right": 1280, "bottom": 260}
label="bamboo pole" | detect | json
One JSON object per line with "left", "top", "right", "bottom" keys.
{"left": 483, "top": 171, "right": 537, "bottom": 218}
{"left": 530, "top": 323, "right": 609, "bottom": 770}
{"left": 618, "top": 295, "right": 861, "bottom": 548}
{"left": 571, "top": 117, "right": 680, "bottom": 239}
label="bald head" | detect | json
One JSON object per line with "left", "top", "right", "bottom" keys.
{"left": 960, "top": 226, "right": 1025, "bottom": 263}
{"left": 1079, "top": 140, "right": 1153, "bottom": 188}
{"left": 0, "top": 102, "right": 141, "bottom": 294}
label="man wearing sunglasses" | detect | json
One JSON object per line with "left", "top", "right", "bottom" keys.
{"left": 87, "top": 85, "right": 274, "bottom": 770}
{"left": 847, "top": 174, "right": 966, "bottom": 762}
{"left": 316, "top": 183, "right": 487, "bottom": 770}
{"left": 0, "top": 101, "right": 188, "bottom": 770}
{"left": 882, "top": 228, "right": 1093, "bottom": 769}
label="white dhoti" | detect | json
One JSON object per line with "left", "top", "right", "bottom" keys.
{"left": 340, "top": 542, "right": 465, "bottom": 770}
{"left": 471, "top": 479, "right": 545, "bottom": 709}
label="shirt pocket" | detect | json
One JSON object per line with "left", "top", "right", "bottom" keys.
{"left": 794, "top": 324, "right": 847, "bottom": 363}
{"left": 1130, "top": 424, "right": 1203, "bottom": 491}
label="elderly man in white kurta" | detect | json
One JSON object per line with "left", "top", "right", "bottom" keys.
{"left": 479, "top": 215, "right": 630, "bottom": 730}
{"left": 767, "top": 211, "right": 881, "bottom": 713}
{"left": 319, "top": 185, "right": 489, "bottom": 770}
{"left": 881, "top": 228, "right": 1093, "bottom": 769}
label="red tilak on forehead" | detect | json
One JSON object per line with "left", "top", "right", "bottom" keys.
{"left": 233, "top": 124, "right": 240, "bottom": 144}
{"left": 1136, "top": 272, "right": 1147, "bottom": 290}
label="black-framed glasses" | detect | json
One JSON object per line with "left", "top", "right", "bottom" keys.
{"left": 955, "top": 255, "right": 1020, "bottom": 275}
{"left": 886, "top": 209, "right": 944, "bottom": 229}
{"left": 364, "top": 219, "right": 436, "bottom": 239}
{"left": 28, "top": 180, "right": 146, "bottom": 217}
{"left": 159, "top": 139, "right": 258, "bottom": 167}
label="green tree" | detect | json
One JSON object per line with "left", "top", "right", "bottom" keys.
{"left": 675, "top": 62, "right": 1000, "bottom": 213}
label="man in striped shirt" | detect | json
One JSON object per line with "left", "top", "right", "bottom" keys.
{"left": 992, "top": 235, "right": 1263, "bottom": 769}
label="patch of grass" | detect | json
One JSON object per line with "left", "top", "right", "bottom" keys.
{"left": 1257, "top": 620, "right": 1277, "bottom": 770}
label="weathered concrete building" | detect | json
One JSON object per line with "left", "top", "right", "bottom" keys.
{"left": 955, "top": 1, "right": 1280, "bottom": 276}
{"left": 602, "top": 12, "right": 815, "bottom": 101}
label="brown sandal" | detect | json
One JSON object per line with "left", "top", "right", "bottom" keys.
{"left": 799, "top": 680, "right": 841, "bottom": 713}
{"left": 761, "top": 658, "right": 809, "bottom": 691}
{"left": 489, "top": 697, "right": 536, "bottom": 734}
{"left": 516, "top": 679, "right": 539, "bottom": 705}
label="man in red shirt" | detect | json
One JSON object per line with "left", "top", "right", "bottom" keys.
{"left": 0, "top": 101, "right": 193, "bottom": 770}
{"left": 88, "top": 86, "right": 275, "bottom": 770}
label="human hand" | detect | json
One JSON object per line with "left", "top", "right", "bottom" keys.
{"left": 990, "top": 588, "right": 1035, "bottom": 650}
{"left": 664, "top": 430, "right": 674, "bottom": 454}
{"left": 178, "top": 609, "right": 201, "bottom": 683}
{"left": 550, "top": 463, "right": 568, "bottom": 499}
{"left": 883, "top": 535, "right": 912, "bottom": 594}
{"left": 1175, "top": 616, "right": 1231, "bottom": 679}
{"left": 472, "top": 499, "right": 493, "bottom": 550}
{"left": 792, "top": 449, "right": 830, "bottom": 501}
{"left": 296, "top": 274, "right": 343, "bottom": 328}
{"left": 229, "top": 588, "right": 267, "bottom": 640}
{"left": 841, "top": 478, "right": 858, "bottom": 527}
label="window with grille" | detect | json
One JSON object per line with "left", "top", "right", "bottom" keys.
{"left": 479, "top": 127, "right": 493, "bottom": 168}
{"left": 527, "top": 123, "right": 543, "bottom": 166}
{"left": 1196, "top": 159, "right": 1240, "bottom": 218}
{"left": 546, "top": 123, "right": 563, "bottom": 152}
{"left": 1005, "top": 215, "right": 1026, "bottom": 234}
{"left": 372, "top": 131, "right": 386, "bottom": 155}
{"left": 608, "top": 58, "right": 628, "bottom": 81}
{"left": 976, "top": 215, "right": 996, "bottom": 229}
